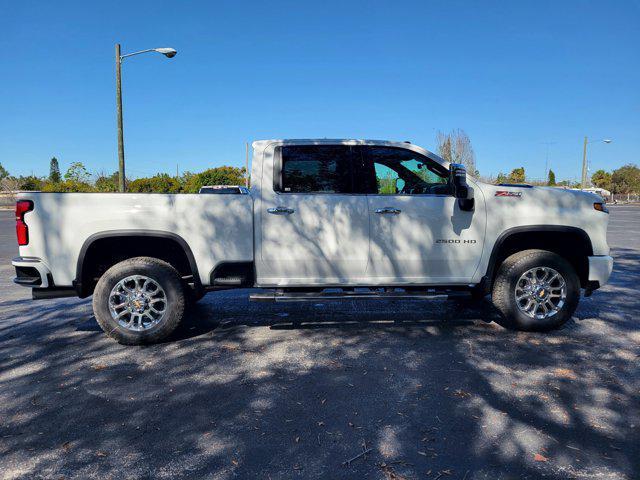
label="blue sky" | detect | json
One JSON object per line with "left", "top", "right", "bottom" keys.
{"left": 1, "top": 0, "right": 638, "bottom": 181}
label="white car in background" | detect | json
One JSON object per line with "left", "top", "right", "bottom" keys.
{"left": 198, "top": 185, "right": 249, "bottom": 194}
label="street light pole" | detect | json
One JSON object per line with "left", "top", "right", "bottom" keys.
{"left": 114, "top": 44, "right": 177, "bottom": 193}
{"left": 581, "top": 136, "right": 588, "bottom": 189}
{"left": 581, "top": 137, "right": 612, "bottom": 189}
{"left": 115, "top": 44, "right": 126, "bottom": 192}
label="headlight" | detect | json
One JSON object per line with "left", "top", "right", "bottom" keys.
{"left": 593, "top": 202, "right": 609, "bottom": 213}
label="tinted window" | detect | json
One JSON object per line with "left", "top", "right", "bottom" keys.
{"left": 363, "top": 147, "right": 451, "bottom": 195}
{"left": 279, "top": 145, "right": 353, "bottom": 193}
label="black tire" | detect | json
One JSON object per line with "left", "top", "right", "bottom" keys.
{"left": 184, "top": 286, "right": 206, "bottom": 305}
{"left": 92, "top": 257, "right": 186, "bottom": 345}
{"left": 469, "top": 286, "right": 488, "bottom": 301}
{"left": 491, "top": 249, "right": 580, "bottom": 332}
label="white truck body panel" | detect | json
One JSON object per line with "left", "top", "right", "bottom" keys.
{"left": 17, "top": 193, "right": 254, "bottom": 286}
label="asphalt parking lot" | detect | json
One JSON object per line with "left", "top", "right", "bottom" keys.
{"left": 0, "top": 206, "right": 638, "bottom": 480}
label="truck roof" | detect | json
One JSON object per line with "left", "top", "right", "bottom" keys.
{"left": 251, "top": 139, "right": 446, "bottom": 166}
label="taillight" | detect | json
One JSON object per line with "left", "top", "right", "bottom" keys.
{"left": 15, "top": 200, "right": 34, "bottom": 246}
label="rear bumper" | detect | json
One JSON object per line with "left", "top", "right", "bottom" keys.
{"left": 588, "top": 255, "right": 614, "bottom": 288}
{"left": 12, "top": 257, "right": 52, "bottom": 288}
{"left": 13, "top": 257, "right": 78, "bottom": 299}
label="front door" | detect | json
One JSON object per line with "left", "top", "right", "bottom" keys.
{"left": 362, "top": 146, "right": 485, "bottom": 284}
{"left": 257, "top": 143, "right": 370, "bottom": 286}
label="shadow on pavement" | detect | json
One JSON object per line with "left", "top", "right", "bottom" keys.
{"left": 0, "top": 248, "right": 638, "bottom": 479}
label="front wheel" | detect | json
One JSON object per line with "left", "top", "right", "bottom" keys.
{"left": 491, "top": 249, "right": 580, "bottom": 331}
{"left": 93, "top": 257, "right": 186, "bottom": 345}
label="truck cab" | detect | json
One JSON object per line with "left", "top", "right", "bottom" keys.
{"left": 252, "top": 140, "right": 485, "bottom": 286}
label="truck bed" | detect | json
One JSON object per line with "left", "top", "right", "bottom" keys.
{"left": 16, "top": 192, "right": 254, "bottom": 287}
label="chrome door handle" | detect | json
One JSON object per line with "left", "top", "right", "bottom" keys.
{"left": 267, "top": 206, "right": 295, "bottom": 215}
{"left": 375, "top": 207, "right": 401, "bottom": 215}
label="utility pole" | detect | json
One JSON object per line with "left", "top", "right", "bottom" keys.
{"left": 115, "top": 44, "right": 126, "bottom": 192}
{"left": 245, "top": 142, "right": 250, "bottom": 188}
{"left": 541, "top": 141, "right": 556, "bottom": 182}
{"left": 581, "top": 136, "right": 588, "bottom": 189}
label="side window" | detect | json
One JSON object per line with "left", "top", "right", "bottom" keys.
{"left": 364, "top": 147, "right": 451, "bottom": 195}
{"left": 278, "top": 145, "right": 353, "bottom": 194}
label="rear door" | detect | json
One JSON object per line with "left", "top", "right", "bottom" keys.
{"left": 257, "top": 143, "right": 370, "bottom": 286}
{"left": 361, "top": 146, "right": 485, "bottom": 283}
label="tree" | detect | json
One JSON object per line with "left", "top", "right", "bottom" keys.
{"left": 64, "top": 162, "right": 91, "bottom": 184}
{"left": 95, "top": 171, "right": 120, "bottom": 192}
{"left": 0, "top": 162, "right": 8, "bottom": 181}
{"left": 42, "top": 179, "right": 93, "bottom": 193}
{"left": 591, "top": 169, "right": 612, "bottom": 191}
{"left": 49, "top": 157, "right": 61, "bottom": 183}
{"left": 436, "top": 129, "right": 479, "bottom": 176}
{"left": 508, "top": 167, "right": 526, "bottom": 183}
{"left": 556, "top": 179, "right": 580, "bottom": 188}
{"left": 495, "top": 172, "right": 507, "bottom": 184}
{"left": 17, "top": 175, "right": 44, "bottom": 191}
{"left": 547, "top": 169, "right": 556, "bottom": 186}
{"left": 0, "top": 176, "right": 20, "bottom": 193}
{"left": 128, "top": 173, "right": 182, "bottom": 193}
{"left": 182, "top": 166, "right": 246, "bottom": 193}
{"left": 611, "top": 164, "right": 640, "bottom": 194}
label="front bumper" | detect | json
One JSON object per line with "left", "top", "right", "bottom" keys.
{"left": 588, "top": 255, "right": 614, "bottom": 288}
{"left": 12, "top": 257, "right": 52, "bottom": 288}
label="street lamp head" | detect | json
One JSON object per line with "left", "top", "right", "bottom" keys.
{"left": 603, "top": 139, "right": 612, "bottom": 144}
{"left": 154, "top": 48, "right": 177, "bottom": 58}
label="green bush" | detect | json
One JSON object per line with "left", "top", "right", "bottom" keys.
{"left": 95, "top": 172, "right": 120, "bottom": 192}
{"left": 17, "top": 176, "right": 45, "bottom": 191}
{"left": 128, "top": 173, "right": 182, "bottom": 194}
{"left": 42, "top": 180, "right": 94, "bottom": 192}
{"left": 9, "top": 161, "right": 248, "bottom": 193}
{"left": 182, "top": 166, "right": 246, "bottom": 193}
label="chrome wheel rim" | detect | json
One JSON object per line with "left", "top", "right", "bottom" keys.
{"left": 108, "top": 275, "right": 167, "bottom": 331}
{"left": 514, "top": 267, "right": 566, "bottom": 320}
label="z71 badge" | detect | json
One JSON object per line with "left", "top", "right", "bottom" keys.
{"left": 495, "top": 191, "right": 522, "bottom": 197}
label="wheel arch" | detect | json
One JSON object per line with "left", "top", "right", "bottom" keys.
{"left": 482, "top": 225, "right": 593, "bottom": 292}
{"left": 75, "top": 230, "right": 201, "bottom": 298}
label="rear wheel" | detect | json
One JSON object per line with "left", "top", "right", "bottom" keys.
{"left": 492, "top": 249, "right": 580, "bottom": 331}
{"left": 93, "top": 257, "right": 186, "bottom": 345}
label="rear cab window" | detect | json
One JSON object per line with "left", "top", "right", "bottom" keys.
{"left": 276, "top": 145, "right": 355, "bottom": 194}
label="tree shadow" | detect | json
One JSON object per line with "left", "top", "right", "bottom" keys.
{"left": 0, "top": 246, "right": 638, "bottom": 479}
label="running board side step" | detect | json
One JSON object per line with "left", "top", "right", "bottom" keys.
{"left": 250, "top": 288, "right": 471, "bottom": 303}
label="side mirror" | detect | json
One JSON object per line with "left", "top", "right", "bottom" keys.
{"left": 449, "top": 163, "right": 474, "bottom": 211}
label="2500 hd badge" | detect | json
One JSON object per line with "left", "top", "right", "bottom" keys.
{"left": 436, "top": 239, "right": 478, "bottom": 244}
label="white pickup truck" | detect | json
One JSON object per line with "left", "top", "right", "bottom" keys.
{"left": 12, "top": 139, "right": 613, "bottom": 344}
